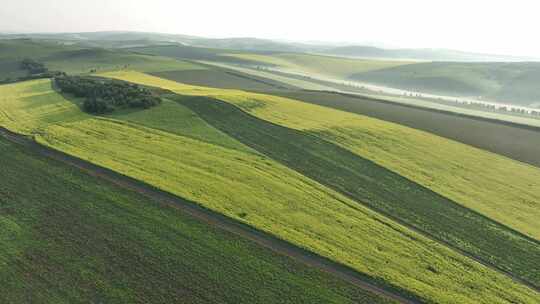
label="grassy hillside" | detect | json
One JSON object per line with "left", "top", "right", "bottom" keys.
{"left": 107, "top": 71, "right": 540, "bottom": 240}
{"left": 101, "top": 72, "right": 540, "bottom": 287}
{"left": 269, "top": 90, "right": 540, "bottom": 167}
{"left": 223, "top": 53, "right": 413, "bottom": 78}
{"left": 321, "top": 46, "right": 535, "bottom": 62}
{"left": 0, "top": 39, "right": 79, "bottom": 59}
{"left": 129, "top": 44, "right": 412, "bottom": 80}
{"left": 129, "top": 45, "right": 262, "bottom": 65}
{"left": 42, "top": 48, "right": 202, "bottom": 74}
{"left": 0, "top": 39, "right": 201, "bottom": 79}
{"left": 133, "top": 43, "right": 540, "bottom": 107}
{"left": 150, "top": 68, "right": 294, "bottom": 91}
{"left": 129, "top": 44, "right": 540, "bottom": 107}
{"left": 350, "top": 62, "right": 540, "bottom": 106}
{"left": 180, "top": 95, "right": 540, "bottom": 284}
{"left": 1, "top": 78, "right": 539, "bottom": 303}
{"left": 0, "top": 137, "right": 397, "bottom": 304}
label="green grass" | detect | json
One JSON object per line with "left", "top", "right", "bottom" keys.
{"left": 129, "top": 44, "right": 412, "bottom": 80}
{"left": 100, "top": 72, "right": 540, "bottom": 286}
{"left": 269, "top": 90, "right": 540, "bottom": 171}
{"left": 129, "top": 44, "right": 261, "bottom": 65}
{"left": 43, "top": 48, "right": 204, "bottom": 74}
{"left": 179, "top": 94, "right": 540, "bottom": 285}
{"left": 1, "top": 77, "right": 539, "bottom": 303}
{"left": 107, "top": 71, "right": 540, "bottom": 240}
{"left": 0, "top": 137, "right": 396, "bottom": 304}
{"left": 107, "top": 98, "right": 251, "bottom": 152}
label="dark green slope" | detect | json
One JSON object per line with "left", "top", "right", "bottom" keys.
{"left": 177, "top": 94, "right": 540, "bottom": 289}
{"left": 0, "top": 136, "right": 394, "bottom": 304}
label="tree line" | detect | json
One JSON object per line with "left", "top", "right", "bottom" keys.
{"left": 54, "top": 76, "right": 161, "bottom": 114}
{"left": 20, "top": 58, "right": 48, "bottom": 74}
{"left": 0, "top": 58, "right": 65, "bottom": 85}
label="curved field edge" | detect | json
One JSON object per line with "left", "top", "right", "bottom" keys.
{"left": 268, "top": 90, "right": 540, "bottom": 168}
{"left": 100, "top": 71, "right": 540, "bottom": 242}
{"left": 221, "top": 90, "right": 540, "bottom": 241}
{"left": 175, "top": 94, "right": 540, "bottom": 287}
{"left": 100, "top": 72, "right": 540, "bottom": 288}
{"left": 0, "top": 79, "right": 538, "bottom": 303}
{"left": 0, "top": 135, "right": 397, "bottom": 304}
{"left": 197, "top": 60, "right": 540, "bottom": 129}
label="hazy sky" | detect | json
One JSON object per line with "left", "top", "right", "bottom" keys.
{"left": 1, "top": 0, "right": 539, "bottom": 56}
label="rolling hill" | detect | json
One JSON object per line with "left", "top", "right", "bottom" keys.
{"left": 322, "top": 45, "right": 537, "bottom": 62}
{"left": 1, "top": 37, "right": 539, "bottom": 304}
{"left": 1, "top": 73, "right": 539, "bottom": 303}
{"left": 0, "top": 39, "right": 202, "bottom": 80}
{"left": 3, "top": 31, "right": 535, "bottom": 61}
{"left": 0, "top": 132, "right": 396, "bottom": 304}
{"left": 349, "top": 61, "right": 540, "bottom": 106}
{"left": 127, "top": 43, "right": 540, "bottom": 107}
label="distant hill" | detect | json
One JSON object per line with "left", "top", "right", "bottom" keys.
{"left": 0, "top": 32, "right": 307, "bottom": 51}
{"left": 0, "top": 39, "right": 199, "bottom": 79}
{"left": 349, "top": 61, "right": 540, "bottom": 106}
{"left": 322, "top": 46, "right": 538, "bottom": 62}
{"left": 2, "top": 31, "right": 538, "bottom": 62}
{"left": 190, "top": 37, "right": 329, "bottom": 52}
{"left": 2, "top": 35, "right": 539, "bottom": 107}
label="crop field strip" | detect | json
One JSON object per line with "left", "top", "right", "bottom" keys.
{"left": 102, "top": 72, "right": 540, "bottom": 288}
{"left": 270, "top": 90, "right": 540, "bottom": 168}
{"left": 149, "top": 66, "right": 540, "bottom": 168}
{"left": 190, "top": 57, "right": 540, "bottom": 128}
{"left": 1, "top": 77, "right": 539, "bottom": 303}
{"left": 177, "top": 94, "right": 540, "bottom": 288}
{"left": 0, "top": 128, "right": 402, "bottom": 304}
{"left": 149, "top": 65, "right": 297, "bottom": 92}
{"left": 0, "top": 39, "right": 205, "bottom": 81}
{"left": 105, "top": 71, "right": 540, "bottom": 240}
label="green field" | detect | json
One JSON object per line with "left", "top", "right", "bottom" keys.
{"left": 107, "top": 71, "right": 540, "bottom": 240}
{"left": 149, "top": 67, "right": 540, "bottom": 169}
{"left": 268, "top": 90, "right": 540, "bottom": 168}
{"left": 42, "top": 48, "right": 203, "bottom": 74}
{"left": 102, "top": 72, "right": 540, "bottom": 287}
{"left": 0, "top": 39, "right": 202, "bottom": 80}
{"left": 131, "top": 43, "right": 540, "bottom": 108}
{"left": 1, "top": 77, "right": 539, "bottom": 303}
{"left": 190, "top": 60, "right": 540, "bottom": 128}
{"left": 0, "top": 136, "right": 399, "bottom": 304}
{"left": 223, "top": 52, "right": 413, "bottom": 78}
{"left": 130, "top": 44, "right": 413, "bottom": 80}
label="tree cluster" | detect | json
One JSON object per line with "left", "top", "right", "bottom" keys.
{"left": 0, "top": 58, "right": 65, "bottom": 84}
{"left": 54, "top": 76, "right": 161, "bottom": 114}
{"left": 21, "top": 58, "right": 48, "bottom": 74}
{"left": 0, "top": 71, "right": 66, "bottom": 85}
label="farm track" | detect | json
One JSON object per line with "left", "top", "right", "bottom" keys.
{"left": 0, "top": 127, "right": 420, "bottom": 304}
